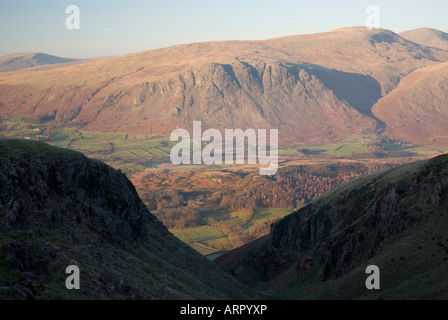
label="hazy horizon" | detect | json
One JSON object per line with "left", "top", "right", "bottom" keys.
{"left": 1, "top": 25, "right": 448, "bottom": 60}
{"left": 1, "top": 0, "right": 447, "bottom": 59}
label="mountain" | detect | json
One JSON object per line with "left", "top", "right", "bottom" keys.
{"left": 0, "top": 53, "right": 82, "bottom": 72}
{"left": 400, "top": 28, "right": 448, "bottom": 51}
{"left": 0, "top": 139, "right": 256, "bottom": 299}
{"left": 215, "top": 154, "right": 448, "bottom": 299}
{"left": 372, "top": 62, "right": 448, "bottom": 146}
{"left": 1, "top": 28, "right": 448, "bottom": 146}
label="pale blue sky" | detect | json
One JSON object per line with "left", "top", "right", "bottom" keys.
{"left": 0, "top": 0, "right": 447, "bottom": 58}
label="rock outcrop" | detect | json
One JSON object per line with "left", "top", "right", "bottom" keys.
{"left": 216, "top": 154, "right": 448, "bottom": 299}
{"left": 0, "top": 139, "right": 256, "bottom": 300}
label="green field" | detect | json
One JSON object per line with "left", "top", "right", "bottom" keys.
{"left": 3, "top": 114, "right": 447, "bottom": 167}
{"left": 279, "top": 140, "right": 368, "bottom": 157}
{"left": 170, "top": 226, "right": 233, "bottom": 255}
{"left": 45, "top": 129, "right": 173, "bottom": 160}
{"left": 244, "top": 208, "right": 293, "bottom": 228}
{"left": 169, "top": 207, "right": 293, "bottom": 256}
{"left": 1, "top": 115, "right": 175, "bottom": 162}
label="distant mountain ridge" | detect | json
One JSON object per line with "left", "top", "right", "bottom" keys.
{"left": 1, "top": 27, "right": 448, "bottom": 146}
{"left": 400, "top": 28, "right": 448, "bottom": 51}
{"left": 0, "top": 53, "right": 82, "bottom": 72}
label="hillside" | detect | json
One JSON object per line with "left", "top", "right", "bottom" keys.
{"left": 373, "top": 62, "right": 448, "bottom": 146}
{"left": 0, "top": 53, "right": 82, "bottom": 72}
{"left": 400, "top": 28, "right": 448, "bottom": 51}
{"left": 0, "top": 139, "right": 256, "bottom": 300}
{"left": 215, "top": 154, "right": 448, "bottom": 299}
{"left": 1, "top": 27, "right": 448, "bottom": 146}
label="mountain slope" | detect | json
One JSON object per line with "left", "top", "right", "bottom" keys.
{"left": 372, "top": 62, "right": 448, "bottom": 146}
{"left": 265, "top": 27, "right": 448, "bottom": 95}
{"left": 215, "top": 154, "right": 448, "bottom": 299}
{"left": 1, "top": 28, "right": 447, "bottom": 145}
{"left": 0, "top": 139, "right": 256, "bottom": 300}
{"left": 0, "top": 53, "right": 82, "bottom": 72}
{"left": 400, "top": 28, "right": 448, "bottom": 51}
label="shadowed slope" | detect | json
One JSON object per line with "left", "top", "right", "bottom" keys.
{"left": 216, "top": 154, "right": 448, "bottom": 299}
{"left": 0, "top": 139, "right": 257, "bottom": 300}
